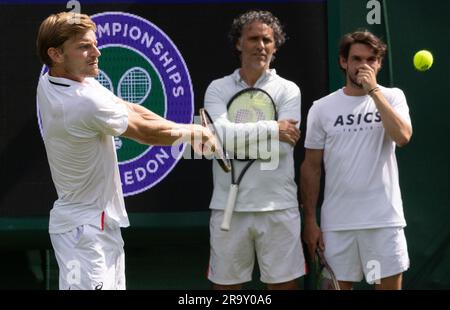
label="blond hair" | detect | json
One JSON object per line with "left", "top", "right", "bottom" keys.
{"left": 36, "top": 12, "right": 96, "bottom": 67}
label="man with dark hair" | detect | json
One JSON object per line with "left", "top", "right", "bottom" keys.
{"left": 301, "top": 30, "right": 412, "bottom": 290}
{"left": 36, "top": 12, "right": 215, "bottom": 290}
{"left": 204, "top": 10, "right": 305, "bottom": 290}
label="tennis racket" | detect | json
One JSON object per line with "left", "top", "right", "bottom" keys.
{"left": 316, "top": 248, "right": 340, "bottom": 290}
{"left": 221, "top": 87, "right": 277, "bottom": 231}
{"left": 199, "top": 108, "right": 232, "bottom": 173}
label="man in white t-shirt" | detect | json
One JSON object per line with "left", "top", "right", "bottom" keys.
{"left": 301, "top": 30, "right": 413, "bottom": 290}
{"left": 205, "top": 10, "right": 305, "bottom": 290}
{"left": 36, "top": 12, "right": 215, "bottom": 290}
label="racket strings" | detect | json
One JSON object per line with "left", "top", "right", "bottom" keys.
{"left": 234, "top": 109, "right": 253, "bottom": 123}
{"left": 254, "top": 108, "right": 266, "bottom": 120}
{"left": 224, "top": 89, "right": 276, "bottom": 161}
{"left": 228, "top": 92, "right": 275, "bottom": 123}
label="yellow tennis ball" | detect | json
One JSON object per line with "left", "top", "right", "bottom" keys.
{"left": 413, "top": 50, "right": 433, "bottom": 71}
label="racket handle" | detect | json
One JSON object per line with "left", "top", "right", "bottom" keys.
{"left": 220, "top": 184, "right": 239, "bottom": 231}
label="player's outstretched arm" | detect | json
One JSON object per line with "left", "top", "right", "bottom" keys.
{"left": 120, "top": 100, "right": 213, "bottom": 148}
{"left": 119, "top": 99, "right": 166, "bottom": 121}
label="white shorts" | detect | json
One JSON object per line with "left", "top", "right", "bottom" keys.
{"left": 50, "top": 223, "right": 125, "bottom": 290}
{"left": 208, "top": 208, "right": 306, "bottom": 285}
{"left": 323, "top": 227, "right": 410, "bottom": 284}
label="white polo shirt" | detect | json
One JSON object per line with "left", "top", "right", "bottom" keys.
{"left": 37, "top": 73, "right": 129, "bottom": 234}
{"left": 204, "top": 69, "right": 301, "bottom": 212}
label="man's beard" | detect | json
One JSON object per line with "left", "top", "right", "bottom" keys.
{"left": 86, "top": 67, "right": 99, "bottom": 77}
{"left": 348, "top": 71, "right": 363, "bottom": 89}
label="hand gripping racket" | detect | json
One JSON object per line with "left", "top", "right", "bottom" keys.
{"left": 199, "top": 108, "right": 232, "bottom": 173}
{"left": 316, "top": 249, "right": 340, "bottom": 290}
{"left": 221, "top": 87, "right": 277, "bottom": 231}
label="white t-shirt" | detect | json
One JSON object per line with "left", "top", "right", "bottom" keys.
{"left": 37, "top": 73, "right": 129, "bottom": 234}
{"left": 304, "top": 86, "right": 411, "bottom": 231}
{"left": 204, "top": 69, "right": 301, "bottom": 212}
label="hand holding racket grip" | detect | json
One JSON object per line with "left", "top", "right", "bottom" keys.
{"left": 220, "top": 184, "right": 239, "bottom": 231}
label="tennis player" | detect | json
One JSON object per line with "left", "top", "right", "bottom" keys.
{"left": 205, "top": 10, "right": 305, "bottom": 290}
{"left": 36, "top": 12, "right": 215, "bottom": 290}
{"left": 301, "top": 30, "right": 412, "bottom": 290}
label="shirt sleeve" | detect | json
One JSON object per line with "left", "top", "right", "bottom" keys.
{"left": 389, "top": 88, "right": 412, "bottom": 127}
{"left": 304, "top": 101, "right": 326, "bottom": 150}
{"left": 90, "top": 80, "right": 129, "bottom": 136}
{"left": 66, "top": 82, "right": 129, "bottom": 138}
{"left": 89, "top": 96, "right": 128, "bottom": 136}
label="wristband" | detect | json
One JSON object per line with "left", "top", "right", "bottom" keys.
{"left": 368, "top": 86, "right": 380, "bottom": 96}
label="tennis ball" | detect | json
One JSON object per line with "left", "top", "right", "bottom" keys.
{"left": 413, "top": 50, "right": 433, "bottom": 71}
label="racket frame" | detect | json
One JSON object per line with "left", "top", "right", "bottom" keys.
{"left": 199, "top": 108, "right": 232, "bottom": 173}
{"left": 316, "top": 248, "right": 341, "bottom": 290}
{"left": 226, "top": 87, "right": 278, "bottom": 123}
{"left": 220, "top": 87, "right": 277, "bottom": 231}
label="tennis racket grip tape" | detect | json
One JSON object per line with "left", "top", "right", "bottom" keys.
{"left": 220, "top": 184, "right": 239, "bottom": 231}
